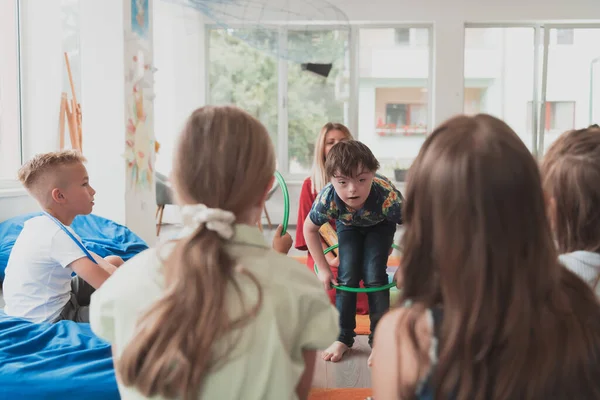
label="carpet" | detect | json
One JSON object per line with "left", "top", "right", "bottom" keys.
{"left": 309, "top": 388, "right": 372, "bottom": 400}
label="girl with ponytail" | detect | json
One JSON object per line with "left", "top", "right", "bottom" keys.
{"left": 90, "top": 105, "right": 338, "bottom": 400}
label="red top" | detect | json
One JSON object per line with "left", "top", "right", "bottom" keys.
{"left": 296, "top": 177, "right": 318, "bottom": 251}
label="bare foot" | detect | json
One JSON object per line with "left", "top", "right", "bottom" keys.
{"left": 322, "top": 341, "right": 350, "bottom": 362}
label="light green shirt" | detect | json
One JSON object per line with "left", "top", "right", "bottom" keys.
{"left": 90, "top": 224, "right": 339, "bottom": 399}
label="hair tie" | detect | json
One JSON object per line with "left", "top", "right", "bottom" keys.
{"left": 180, "top": 204, "right": 236, "bottom": 239}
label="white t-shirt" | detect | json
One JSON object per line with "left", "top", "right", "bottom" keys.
{"left": 2, "top": 215, "right": 88, "bottom": 323}
{"left": 90, "top": 224, "right": 339, "bottom": 400}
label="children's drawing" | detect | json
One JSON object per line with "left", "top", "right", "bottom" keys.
{"left": 124, "top": 32, "right": 156, "bottom": 190}
{"left": 131, "top": 0, "right": 149, "bottom": 39}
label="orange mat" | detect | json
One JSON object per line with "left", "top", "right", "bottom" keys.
{"left": 355, "top": 314, "right": 370, "bottom": 335}
{"left": 309, "top": 388, "right": 372, "bottom": 400}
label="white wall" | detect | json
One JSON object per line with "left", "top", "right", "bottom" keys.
{"left": 0, "top": 0, "right": 64, "bottom": 222}
{"left": 150, "top": 0, "right": 206, "bottom": 224}
{"left": 0, "top": 0, "right": 22, "bottom": 180}
{"left": 19, "top": 0, "right": 63, "bottom": 159}
{"left": 79, "top": 0, "right": 127, "bottom": 226}
{"left": 153, "top": 0, "right": 206, "bottom": 176}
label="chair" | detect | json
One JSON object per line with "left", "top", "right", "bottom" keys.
{"left": 155, "top": 172, "right": 174, "bottom": 236}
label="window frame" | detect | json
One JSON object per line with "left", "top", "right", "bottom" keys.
{"left": 205, "top": 23, "right": 434, "bottom": 182}
{"left": 0, "top": 0, "right": 23, "bottom": 189}
{"left": 464, "top": 23, "right": 600, "bottom": 157}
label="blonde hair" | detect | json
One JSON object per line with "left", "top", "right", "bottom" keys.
{"left": 17, "top": 150, "right": 86, "bottom": 205}
{"left": 310, "top": 122, "right": 353, "bottom": 193}
{"left": 117, "top": 106, "right": 276, "bottom": 399}
{"left": 541, "top": 124, "right": 600, "bottom": 253}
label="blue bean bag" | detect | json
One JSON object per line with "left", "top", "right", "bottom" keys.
{"left": 0, "top": 311, "right": 119, "bottom": 399}
{"left": 0, "top": 212, "right": 149, "bottom": 280}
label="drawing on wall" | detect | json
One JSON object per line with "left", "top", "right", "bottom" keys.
{"left": 131, "top": 0, "right": 149, "bottom": 39}
{"left": 125, "top": 0, "right": 155, "bottom": 191}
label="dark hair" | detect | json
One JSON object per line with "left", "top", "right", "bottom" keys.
{"left": 399, "top": 114, "right": 600, "bottom": 400}
{"left": 541, "top": 124, "right": 600, "bottom": 253}
{"left": 324, "top": 140, "right": 379, "bottom": 179}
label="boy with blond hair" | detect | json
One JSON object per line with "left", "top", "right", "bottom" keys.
{"left": 3, "top": 150, "right": 123, "bottom": 323}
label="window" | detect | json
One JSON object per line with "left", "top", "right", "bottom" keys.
{"left": 464, "top": 27, "right": 536, "bottom": 151}
{"left": 526, "top": 101, "right": 576, "bottom": 133}
{"left": 208, "top": 28, "right": 278, "bottom": 145}
{"left": 542, "top": 28, "right": 600, "bottom": 153}
{"left": 555, "top": 29, "right": 574, "bottom": 45}
{"left": 379, "top": 103, "right": 427, "bottom": 134}
{"left": 0, "top": 0, "right": 22, "bottom": 180}
{"left": 359, "top": 27, "right": 431, "bottom": 178}
{"left": 394, "top": 28, "right": 428, "bottom": 48}
{"left": 287, "top": 29, "right": 349, "bottom": 174}
{"left": 207, "top": 27, "right": 349, "bottom": 176}
{"left": 394, "top": 28, "right": 410, "bottom": 46}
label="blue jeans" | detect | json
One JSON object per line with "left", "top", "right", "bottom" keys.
{"left": 335, "top": 219, "right": 396, "bottom": 347}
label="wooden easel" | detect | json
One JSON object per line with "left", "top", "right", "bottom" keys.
{"left": 59, "top": 52, "right": 83, "bottom": 152}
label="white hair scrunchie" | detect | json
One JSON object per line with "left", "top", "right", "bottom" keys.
{"left": 179, "top": 204, "right": 236, "bottom": 240}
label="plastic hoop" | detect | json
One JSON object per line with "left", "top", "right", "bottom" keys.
{"left": 314, "top": 243, "right": 401, "bottom": 293}
{"left": 274, "top": 171, "right": 290, "bottom": 235}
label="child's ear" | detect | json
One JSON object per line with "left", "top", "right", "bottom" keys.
{"left": 261, "top": 175, "right": 276, "bottom": 204}
{"left": 51, "top": 188, "right": 66, "bottom": 204}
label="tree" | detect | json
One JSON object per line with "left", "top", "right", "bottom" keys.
{"left": 209, "top": 28, "right": 348, "bottom": 171}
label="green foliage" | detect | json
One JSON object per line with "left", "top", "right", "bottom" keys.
{"left": 208, "top": 29, "right": 348, "bottom": 171}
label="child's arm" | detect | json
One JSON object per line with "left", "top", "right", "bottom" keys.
{"left": 70, "top": 258, "right": 111, "bottom": 289}
{"left": 296, "top": 350, "right": 316, "bottom": 400}
{"left": 304, "top": 217, "right": 338, "bottom": 291}
{"left": 89, "top": 252, "right": 119, "bottom": 274}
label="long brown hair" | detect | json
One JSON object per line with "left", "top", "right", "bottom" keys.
{"left": 117, "top": 106, "right": 276, "bottom": 399}
{"left": 399, "top": 114, "right": 600, "bottom": 399}
{"left": 310, "top": 122, "right": 353, "bottom": 193}
{"left": 541, "top": 124, "right": 600, "bottom": 253}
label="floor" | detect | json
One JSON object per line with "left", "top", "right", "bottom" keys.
{"left": 312, "top": 336, "right": 372, "bottom": 389}
{"left": 0, "top": 223, "right": 373, "bottom": 391}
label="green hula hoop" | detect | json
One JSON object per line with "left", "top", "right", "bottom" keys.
{"left": 314, "top": 243, "right": 400, "bottom": 293}
{"left": 273, "top": 171, "right": 289, "bottom": 235}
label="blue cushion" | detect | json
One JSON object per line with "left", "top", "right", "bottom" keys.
{"left": 0, "top": 311, "right": 119, "bottom": 399}
{"left": 0, "top": 212, "right": 149, "bottom": 280}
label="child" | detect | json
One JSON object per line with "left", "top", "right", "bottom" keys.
{"left": 371, "top": 115, "right": 600, "bottom": 399}
{"left": 541, "top": 124, "right": 600, "bottom": 294}
{"left": 89, "top": 105, "right": 338, "bottom": 400}
{"left": 2, "top": 150, "right": 123, "bottom": 323}
{"left": 295, "top": 122, "right": 369, "bottom": 314}
{"left": 304, "top": 140, "right": 403, "bottom": 363}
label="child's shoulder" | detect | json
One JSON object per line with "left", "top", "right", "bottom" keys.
{"left": 16, "top": 215, "right": 63, "bottom": 243}
{"left": 262, "top": 250, "right": 325, "bottom": 294}
{"left": 373, "top": 173, "right": 395, "bottom": 189}
{"left": 92, "top": 247, "right": 162, "bottom": 303}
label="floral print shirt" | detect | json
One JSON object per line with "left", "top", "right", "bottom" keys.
{"left": 308, "top": 174, "right": 403, "bottom": 227}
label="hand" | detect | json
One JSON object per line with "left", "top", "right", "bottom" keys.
{"left": 317, "top": 266, "right": 338, "bottom": 292}
{"left": 272, "top": 225, "right": 293, "bottom": 254}
{"left": 393, "top": 266, "right": 403, "bottom": 289}
{"left": 328, "top": 255, "right": 340, "bottom": 268}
